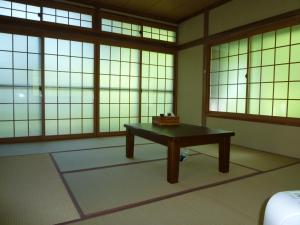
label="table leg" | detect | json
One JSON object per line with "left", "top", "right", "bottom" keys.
{"left": 126, "top": 129, "right": 134, "bottom": 158}
{"left": 167, "top": 141, "right": 180, "bottom": 183}
{"left": 219, "top": 137, "right": 230, "bottom": 173}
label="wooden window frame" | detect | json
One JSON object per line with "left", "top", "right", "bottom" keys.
{"left": 0, "top": 2, "right": 177, "bottom": 143}
{"left": 205, "top": 12, "right": 300, "bottom": 127}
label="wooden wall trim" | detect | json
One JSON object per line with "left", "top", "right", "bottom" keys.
{"left": 201, "top": 11, "right": 209, "bottom": 126}
{"left": 99, "top": 11, "right": 177, "bottom": 30}
{"left": 207, "top": 113, "right": 300, "bottom": 128}
{"left": 0, "top": 16, "right": 177, "bottom": 53}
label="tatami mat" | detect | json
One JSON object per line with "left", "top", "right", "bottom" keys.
{"left": 0, "top": 154, "right": 79, "bottom": 225}
{"left": 65, "top": 163, "right": 300, "bottom": 225}
{"left": 53, "top": 143, "right": 168, "bottom": 172}
{"left": 64, "top": 154, "right": 256, "bottom": 215}
{"left": 190, "top": 144, "right": 299, "bottom": 171}
{"left": 0, "top": 136, "right": 151, "bottom": 157}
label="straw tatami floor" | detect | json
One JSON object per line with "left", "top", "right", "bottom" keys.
{"left": 0, "top": 137, "right": 299, "bottom": 225}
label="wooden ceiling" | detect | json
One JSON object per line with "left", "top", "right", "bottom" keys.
{"left": 68, "top": 0, "right": 230, "bottom": 23}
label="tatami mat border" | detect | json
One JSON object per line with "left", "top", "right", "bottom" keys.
{"left": 50, "top": 154, "right": 85, "bottom": 218}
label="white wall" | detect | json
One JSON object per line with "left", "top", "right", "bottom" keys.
{"left": 209, "top": 0, "right": 300, "bottom": 35}
{"left": 178, "top": 0, "right": 300, "bottom": 158}
{"left": 177, "top": 46, "right": 203, "bottom": 125}
{"left": 178, "top": 14, "right": 204, "bottom": 44}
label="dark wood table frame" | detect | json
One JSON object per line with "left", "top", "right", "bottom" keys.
{"left": 125, "top": 123, "right": 235, "bottom": 184}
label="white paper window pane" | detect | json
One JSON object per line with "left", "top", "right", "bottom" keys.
{"left": 58, "top": 39, "right": 70, "bottom": 56}
{"left": 109, "top": 118, "right": 119, "bottom": 131}
{"left": 45, "top": 38, "right": 57, "bottom": 54}
{"left": 0, "top": 33, "right": 12, "bottom": 51}
{"left": 58, "top": 89, "right": 70, "bottom": 103}
{"left": 14, "top": 52, "right": 27, "bottom": 69}
{"left": 83, "top": 74, "right": 93, "bottom": 87}
{"left": 99, "top": 90, "right": 109, "bottom": 103}
{"left": 58, "top": 56, "right": 70, "bottom": 71}
{"left": 0, "top": 121, "right": 14, "bottom": 138}
{"left": 83, "top": 104, "right": 93, "bottom": 118}
{"left": 58, "top": 119, "right": 70, "bottom": 134}
{"left": 29, "top": 120, "right": 42, "bottom": 136}
{"left": 14, "top": 70, "right": 27, "bottom": 86}
{"left": 83, "top": 58, "right": 93, "bottom": 73}
{"left": 45, "top": 88, "right": 57, "bottom": 103}
{"left": 29, "top": 104, "right": 41, "bottom": 119}
{"left": 15, "top": 120, "right": 28, "bottom": 137}
{"left": 110, "top": 104, "right": 119, "bottom": 117}
{"left": 14, "top": 88, "right": 27, "bottom": 103}
{"left": 71, "top": 119, "right": 82, "bottom": 134}
{"left": 99, "top": 104, "right": 109, "bottom": 117}
{"left": 273, "top": 100, "right": 287, "bottom": 117}
{"left": 58, "top": 104, "right": 70, "bottom": 119}
{"left": 71, "top": 89, "right": 82, "bottom": 103}
{"left": 83, "top": 119, "right": 93, "bottom": 133}
{"left": 28, "top": 54, "right": 40, "bottom": 70}
{"left": 120, "top": 104, "right": 129, "bottom": 117}
{"left": 45, "top": 55, "right": 57, "bottom": 71}
{"left": 0, "top": 87, "right": 13, "bottom": 103}
{"left": 45, "top": 104, "right": 57, "bottom": 119}
{"left": 0, "top": 72, "right": 12, "bottom": 87}
{"left": 99, "top": 118, "right": 109, "bottom": 132}
{"left": 71, "top": 41, "right": 82, "bottom": 57}
{"left": 70, "top": 73, "right": 82, "bottom": 87}
{"left": 0, "top": 104, "right": 13, "bottom": 120}
{"left": 120, "top": 91, "right": 129, "bottom": 103}
{"left": 71, "top": 104, "right": 81, "bottom": 118}
{"left": 13, "top": 35, "right": 27, "bottom": 52}
{"left": 45, "top": 120, "right": 57, "bottom": 135}
{"left": 83, "top": 90, "right": 93, "bottom": 103}
{"left": 0, "top": 51, "right": 12, "bottom": 68}
{"left": 14, "top": 104, "right": 27, "bottom": 120}
{"left": 71, "top": 57, "right": 82, "bottom": 72}
{"left": 288, "top": 100, "right": 300, "bottom": 118}
{"left": 45, "top": 71, "right": 57, "bottom": 86}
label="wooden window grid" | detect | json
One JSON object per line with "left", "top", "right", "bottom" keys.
{"left": 208, "top": 24, "right": 300, "bottom": 122}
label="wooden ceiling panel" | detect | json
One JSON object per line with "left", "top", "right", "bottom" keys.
{"left": 67, "top": 0, "right": 230, "bottom": 23}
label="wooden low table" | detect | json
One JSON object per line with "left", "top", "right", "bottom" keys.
{"left": 124, "top": 123, "right": 235, "bottom": 183}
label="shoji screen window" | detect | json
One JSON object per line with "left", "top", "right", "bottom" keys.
{"left": 249, "top": 26, "right": 300, "bottom": 117}
{"left": 208, "top": 23, "right": 300, "bottom": 122}
{"left": 0, "top": 33, "right": 42, "bottom": 138}
{"left": 44, "top": 38, "right": 94, "bottom": 135}
{"left": 209, "top": 39, "right": 248, "bottom": 113}
{"left": 99, "top": 45, "right": 139, "bottom": 132}
{"left": 141, "top": 51, "right": 174, "bottom": 122}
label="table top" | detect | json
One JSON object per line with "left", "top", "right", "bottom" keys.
{"left": 124, "top": 123, "right": 234, "bottom": 138}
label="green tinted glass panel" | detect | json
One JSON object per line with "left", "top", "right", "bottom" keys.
{"left": 275, "top": 46, "right": 289, "bottom": 64}
{"left": 274, "top": 82, "right": 288, "bottom": 99}
{"left": 249, "top": 99, "right": 259, "bottom": 114}
{"left": 260, "top": 83, "right": 273, "bottom": 99}
{"left": 250, "top": 34, "right": 262, "bottom": 51}
{"left": 262, "top": 49, "right": 274, "bottom": 66}
{"left": 291, "top": 25, "right": 300, "bottom": 44}
{"left": 250, "top": 51, "right": 261, "bottom": 67}
{"left": 290, "top": 63, "right": 300, "bottom": 81}
{"left": 273, "top": 100, "right": 287, "bottom": 117}
{"left": 289, "top": 82, "right": 300, "bottom": 99}
{"left": 290, "top": 44, "right": 300, "bottom": 62}
{"left": 263, "top": 31, "right": 275, "bottom": 49}
{"left": 260, "top": 100, "right": 272, "bottom": 115}
{"left": 249, "top": 83, "right": 260, "bottom": 98}
{"left": 274, "top": 65, "right": 289, "bottom": 81}
{"left": 276, "top": 27, "right": 290, "bottom": 47}
{"left": 261, "top": 66, "right": 274, "bottom": 82}
{"left": 288, "top": 100, "right": 300, "bottom": 118}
